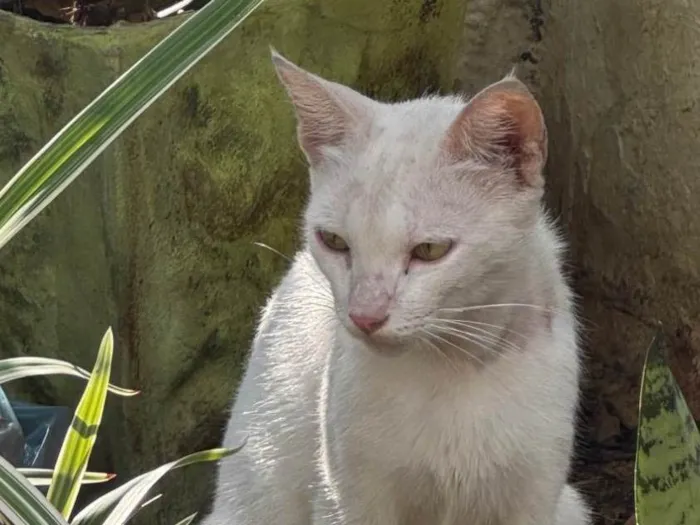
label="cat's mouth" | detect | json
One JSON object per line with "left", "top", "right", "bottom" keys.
{"left": 340, "top": 318, "right": 412, "bottom": 355}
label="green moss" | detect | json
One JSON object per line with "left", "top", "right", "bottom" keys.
{"left": 0, "top": 61, "right": 33, "bottom": 165}
{"left": 357, "top": 44, "right": 442, "bottom": 100}
{"left": 33, "top": 46, "right": 70, "bottom": 118}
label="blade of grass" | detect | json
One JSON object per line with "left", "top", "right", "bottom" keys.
{"left": 46, "top": 328, "right": 114, "bottom": 519}
{"left": 71, "top": 445, "right": 243, "bottom": 525}
{"left": 0, "top": 454, "right": 68, "bottom": 525}
{"left": 18, "top": 469, "right": 115, "bottom": 487}
{"left": 0, "top": 356, "right": 137, "bottom": 396}
{"left": 0, "top": 0, "right": 265, "bottom": 251}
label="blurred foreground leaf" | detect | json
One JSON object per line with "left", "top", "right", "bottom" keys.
{"left": 0, "top": 0, "right": 265, "bottom": 251}
{"left": 0, "top": 455, "right": 68, "bottom": 525}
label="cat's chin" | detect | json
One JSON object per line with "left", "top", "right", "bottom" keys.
{"left": 360, "top": 340, "right": 410, "bottom": 358}
{"left": 341, "top": 326, "right": 411, "bottom": 357}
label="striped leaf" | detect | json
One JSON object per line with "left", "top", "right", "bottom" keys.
{"left": 0, "top": 357, "right": 137, "bottom": 397}
{"left": 0, "top": 454, "right": 68, "bottom": 525}
{"left": 46, "top": 328, "right": 114, "bottom": 519}
{"left": 634, "top": 331, "right": 700, "bottom": 524}
{"left": 71, "top": 445, "right": 243, "bottom": 525}
{"left": 18, "top": 469, "right": 115, "bottom": 487}
{"left": 0, "top": 0, "right": 265, "bottom": 251}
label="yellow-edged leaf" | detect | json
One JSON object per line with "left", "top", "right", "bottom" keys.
{"left": 46, "top": 328, "right": 114, "bottom": 519}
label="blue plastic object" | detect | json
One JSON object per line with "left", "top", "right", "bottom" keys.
{"left": 0, "top": 387, "right": 25, "bottom": 466}
{"left": 11, "top": 401, "right": 71, "bottom": 468}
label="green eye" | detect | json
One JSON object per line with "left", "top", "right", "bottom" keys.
{"left": 411, "top": 241, "right": 452, "bottom": 262}
{"left": 317, "top": 230, "right": 350, "bottom": 252}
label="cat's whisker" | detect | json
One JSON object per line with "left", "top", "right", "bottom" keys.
{"left": 254, "top": 241, "right": 335, "bottom": 299}
{"left": 418, "top": 332, "right": 460, "bottom": 373}
{"left": 429, "top": 324, "right": 509, "bottom": 358}
{"left": 436, "top": 323, "right": 526, "bottom": 361}
{"left": 438, "top": 303, "right": 567, "bottom": 316}
{"left": 433, "top": 318, "right": 531, "bottom": 343}
{"left": 253, "top": 241, "right": 294, "bottom": 263}
{"left": 421, "top": 328, "right": 487, "bottom": 367}
{"left": 423, "top": 327, "right": 521, "bottom": 393}
{"left": 430, "top": 323, "right": 522, "bottom": 358}
{"left": 429, "top": 319, "right": 524, "bottom": 355}
{"left": 432, "top": 318, "right": 509, "bottom": 339}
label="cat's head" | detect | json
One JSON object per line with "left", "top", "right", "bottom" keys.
{"left": 272, "top": 51, "right": 548, "bottom": 351}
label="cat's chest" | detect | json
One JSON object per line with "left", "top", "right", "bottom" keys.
{"left": 323, "top": 347, "right": 533, "bottom": 474}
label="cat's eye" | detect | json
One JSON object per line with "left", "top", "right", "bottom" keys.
{"left": 411, "top": 241, "right": 452, "bottom": 262}
{"left": 317, "top": 230, "right": 350, "bottom": 252}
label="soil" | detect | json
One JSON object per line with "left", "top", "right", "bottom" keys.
{"left": 574, "top": 445, "right": 635, "bottom": 524}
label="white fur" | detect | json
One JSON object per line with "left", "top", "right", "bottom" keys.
{"left": 203, "top": 57, "right": 591, "bottom": 525}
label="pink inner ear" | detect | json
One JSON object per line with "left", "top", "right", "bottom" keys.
{"left": 442, "top": 86, "right": 547, "bottom": 188}
{"left": 272, "top": 57, "right": 355, "bottom": 166}
{"left": 295, "top": 97, "right": 350, "bottom": 163}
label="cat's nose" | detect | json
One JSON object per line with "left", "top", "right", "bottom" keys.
{"left": 349, "top": 314, "right": 389, "bottom": 335}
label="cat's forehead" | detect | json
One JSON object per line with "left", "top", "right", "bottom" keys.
{"left": 319, "top": 162, "right": 463, "bottom": 242}
{"left": 346, "top": 188, "right": 410, "bottom": 237}
{"left": 307, "top": 96, "right": 485, "bottom": 235}
{"left": 340, "top": 146, "right": 437, "bottom": 223}
{"left": 359, "top": 99, "right": 464, "bottom": 178}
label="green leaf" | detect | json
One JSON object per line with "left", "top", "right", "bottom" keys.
{"left": 0, "top": 454, "right": 68, "bottom": 525}
{"left": 0, "top": 356, "right": 138, "bottom": 397}
{"left": 71, "top": 445, "right": 243, "bottom": 525}
{"left": 634, "top": 330, "right": 700, "bottom": 525}
{"left": 0, "top": 0, "right": 265, "bottom": 251}
{"left": 47, "top": 328, "right": 114, "bottom": 519}
{"left": 18, "top": 469, "right": 115, "bottom": 487}
{"left": 173, "top": 513, "right": 197, "bottom": 525}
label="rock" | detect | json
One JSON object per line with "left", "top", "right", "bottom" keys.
{"left": 538, "top": 0, "right": 700, "bottom": 521}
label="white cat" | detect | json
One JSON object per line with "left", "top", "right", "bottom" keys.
{"left": 203, "top": 50, "right": 591, "bottom": 525}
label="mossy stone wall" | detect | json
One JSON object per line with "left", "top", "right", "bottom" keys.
{"left": 0, "top": 1, "right": 469, "bottom": 520}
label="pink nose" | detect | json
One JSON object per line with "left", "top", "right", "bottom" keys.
{"left": 349, "top": 314, "right": 389, "bottom": 335}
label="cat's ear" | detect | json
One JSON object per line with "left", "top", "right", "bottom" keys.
{"left": 440, "top": 74, "right": 547, "bottom": 189}
{"left": 271, "top": 49, "right": 373, "bottom": 166}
